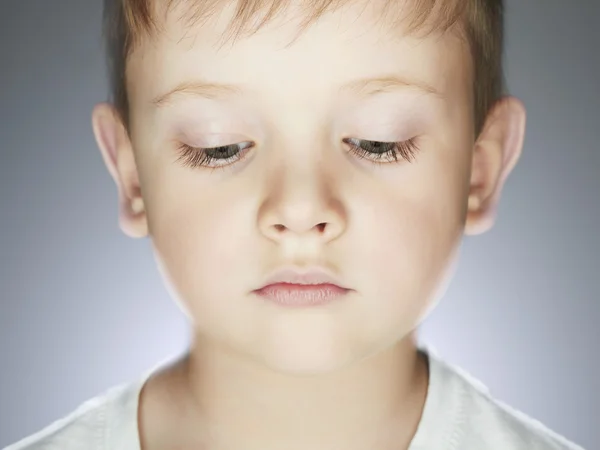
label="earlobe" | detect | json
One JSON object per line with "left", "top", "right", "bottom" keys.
{"left": 91, "top": 103, "right": 148, "bottom": 239}
{"left": 465, "top": 96, "right": 527, "bottom": 236}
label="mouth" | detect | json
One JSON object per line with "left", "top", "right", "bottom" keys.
{"left": 252, "top": 267, "right": 352, "bottom": 307}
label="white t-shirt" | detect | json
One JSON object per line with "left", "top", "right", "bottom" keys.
{"left": 4, "top": 348, "right": 586, "bottom": 450}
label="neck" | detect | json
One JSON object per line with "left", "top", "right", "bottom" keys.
{"left": 173, "top": 334, "right": 429, "bottom": 450}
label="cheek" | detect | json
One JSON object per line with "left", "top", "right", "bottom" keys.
{"left": 146, "top": 172, "right": 259, "bottom": 327}
{"left": 351, "top": 159, "right": 468, "bottom": 331}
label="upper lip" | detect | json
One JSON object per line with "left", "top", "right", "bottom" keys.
{"left": 255, "top": 267, "right": 350, "bottom": 290}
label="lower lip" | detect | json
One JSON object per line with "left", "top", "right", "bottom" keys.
{"left": 254, "top": 283, "right": 350, "bottom": 307}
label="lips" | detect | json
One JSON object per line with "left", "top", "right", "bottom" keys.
{"left": 255, "top": 267, "right": 350, "bottom": 290}
{"left": 252, "top": 267, "right": 352, "bottom": 307}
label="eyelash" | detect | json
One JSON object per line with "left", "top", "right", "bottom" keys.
{"left": 175, "top": 137, "right": 419, "bottom": 170}
{"left": 175, "top": 142, "right": 254, "bottom": 171}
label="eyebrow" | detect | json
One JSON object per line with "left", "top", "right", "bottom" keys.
{"left": 151, "top": 74, "right": 443, "bottom": 107}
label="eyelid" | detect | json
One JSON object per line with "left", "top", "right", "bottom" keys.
{"left": 183, "top": 134, "right": 244, "bottom": 147}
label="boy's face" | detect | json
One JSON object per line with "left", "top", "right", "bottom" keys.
{"left": 93, "top": 1, "right": 524, "bottom": 373}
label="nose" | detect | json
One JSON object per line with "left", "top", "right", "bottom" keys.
{"left": 263, "top": 202, "right": 344, "bottom": 242}
{"left": 257, "top": 163, "right": 346, "bottom": 244}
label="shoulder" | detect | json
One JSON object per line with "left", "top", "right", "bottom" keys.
{"left": 3, "top": 382, "right": 138, "bottom": 450}
{"left": 431, "top": 353, "right": 586, "bottom": 450}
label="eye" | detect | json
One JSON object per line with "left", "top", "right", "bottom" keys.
{"left": 175, "top": 137, "right": 419, "bottom": 170}
{"left": 343, "top": 137, "right": 419, "bottom": 164}
{"left": 175, "top": 142, "right": 253, "bottom": 170}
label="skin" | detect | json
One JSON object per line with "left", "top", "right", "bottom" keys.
{"left": 91, "top": 1, "right": 526, "bottom": 448}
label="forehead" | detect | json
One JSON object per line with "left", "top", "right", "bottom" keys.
{"left": 126, "top": 0, "right": 471, "bottom": 110}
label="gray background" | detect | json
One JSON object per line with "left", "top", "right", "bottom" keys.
{"left": 0, "top": 0, "right": 598, "bottom": 448}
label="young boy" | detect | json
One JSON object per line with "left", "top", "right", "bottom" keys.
{"left": 5, "top": 0, "right": 585, "bottom": 449}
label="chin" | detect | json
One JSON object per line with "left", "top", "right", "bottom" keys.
{"left": 250, "top": 317, "right": 367, "bottom": 376}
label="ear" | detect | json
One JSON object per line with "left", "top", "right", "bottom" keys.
{"left": 91, "top": 103, "right": 148, "bottom": 238}
{"left": 465, "top": 96, "right": 526, "bottom": 236}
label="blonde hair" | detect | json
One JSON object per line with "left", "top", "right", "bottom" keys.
{"left": 103, "top": 0, "right": 506, "bottom": 136}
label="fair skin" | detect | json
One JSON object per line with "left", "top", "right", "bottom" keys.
{"left": 92, "top": 1, "right": 526, "bottom": 449}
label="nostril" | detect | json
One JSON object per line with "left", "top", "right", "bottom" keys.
{"left": 271, "top": 222, "right": 328, "bottom": 234}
